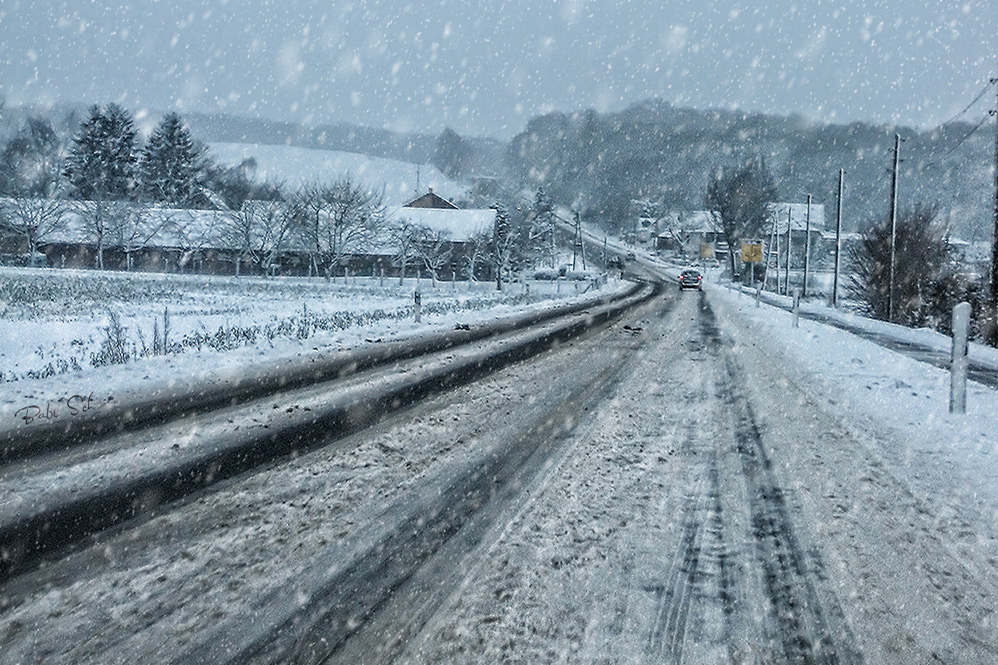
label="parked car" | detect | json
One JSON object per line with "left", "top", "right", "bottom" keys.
{"left": 678, "top": 268, "right": 703, "bottom": 290}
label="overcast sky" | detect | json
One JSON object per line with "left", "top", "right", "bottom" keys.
{"left": 1, "top": 0, "right": 994, "bottom": 139}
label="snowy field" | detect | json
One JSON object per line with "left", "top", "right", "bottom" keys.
{"left": 207, "top": 143, "right": 465, "bottom": 205}
{"left": 0, "top": 266, "right": 623, "bottom": 413}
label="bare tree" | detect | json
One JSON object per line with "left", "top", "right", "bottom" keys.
{"left": 0, "top": 115, "right": 64, "bottom": 198}
{"left": 74, "top": 199, "right": 136, "bottom": 269}
{"left": 414, "top": 229, "right": 454, "bottom": 282}
{"left": 288, "top": 184, "right": 324, "bottom": 277}
{"left": 171, "top": 209, "right": 229, "bottom": 273}
{"left": 388, "top": 217, "right": 425, "bottom": 285}
{"left": 464, "top": 230, "right": 491, "bottom": 282}
{"left": 321, "top": 178, "right": 384, "bottom": 277}
{"left": 111, "top": 204, "right": 147, "bottom": 270}
{"left": 223, "top": 199, "right": 295, "bottom": 276}
{"left": 224, "top": 204, "right": 258, "bottom": 276}
{"left": 0, "top": 196, "right": 68, "bottom": 264}
{"left": 705, "top": 157, "right": 778, "bottom": 278}
{"left": 258, "top": 203, "right": 297, "bottom": 277}
{"left": 491, "top": 205, "right": 518, "bottom": 290}
{"left": 290, "top": 178, "right": 384, "bottom": 279}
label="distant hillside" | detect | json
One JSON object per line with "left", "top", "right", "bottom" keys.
{"left": 4, "top": 101, "right": 988, "bottom": 239}
{"left": 506, "top": 99, "right": 994, "bottom": 240}
{"left": 185, "top": 113, "right": 507, "bottom": 180}
{"left": 185, "top": 112, "right": 437, "bottom": 164}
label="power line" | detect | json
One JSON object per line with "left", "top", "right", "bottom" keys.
{"left": 942, "top": 111, "right": 994, "bottom": 157}
{"left": 940, "top": 79, "right": 996, "bottom": 129}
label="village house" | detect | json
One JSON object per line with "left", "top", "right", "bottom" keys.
{"left": 654, "top": 202, "right": 827, "bottom": 268}
{"left": 0, "top": 192, "right": 501, "bottom": 281}
{"left": 383, "top": 190, "right": 497, "bottom": 281}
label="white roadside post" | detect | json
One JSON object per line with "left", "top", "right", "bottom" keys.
{"left": 414, "top": 290, "right": 422, "bottom": 323}
{"left": 950, "top": 301, "right": 971, "bottom": 414}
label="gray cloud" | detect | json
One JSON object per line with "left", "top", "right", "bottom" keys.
{"left": 1, "top": 0, "right": 994, "bottom": 138}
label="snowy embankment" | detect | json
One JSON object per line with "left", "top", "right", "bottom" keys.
{"left": 0, "top": 267, "right": 627, "bottom": 419}
{"left": 708, "top": 283, "right": 998, "bottom": 563}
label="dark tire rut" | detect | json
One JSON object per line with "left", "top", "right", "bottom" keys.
{"left": 699, "top": 300, "right": 864, "bottom": 665}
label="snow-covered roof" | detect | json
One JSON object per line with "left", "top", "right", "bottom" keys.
{"left": 40, "top": 205, "right": 252, "bottom": 251}
{"left": 769, "top": 202, "right": 826, "bottom": 233}
{"left": 658, "top": 211, "right": 719, "bottom": 235}
{"left": 386, "top": 205, "right": 495, "bottom": 242}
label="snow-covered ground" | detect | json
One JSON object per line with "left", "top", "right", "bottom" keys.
{"left": 710, "top": 281, "right": 998, "bottom": 559}
{"left": 3, "top": 261, "right": 998, "bottom": 663}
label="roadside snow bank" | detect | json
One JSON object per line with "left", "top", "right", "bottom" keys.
{"left": 709, "top": 285, "right": 998, "bottom": 560}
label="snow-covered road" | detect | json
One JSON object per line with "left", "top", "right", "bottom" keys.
{"left": 2, "top": 284, "right": 997, "bottom": 664}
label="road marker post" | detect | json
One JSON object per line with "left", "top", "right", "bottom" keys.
{"left": 950, "top": 301, "right": 971, "bottom": 414}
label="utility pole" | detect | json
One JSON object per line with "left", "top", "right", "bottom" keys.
{"left": 572, "top": 211, "right": 584, "bottom": 271}
{"left": 833, "top": 169, "right": 845, "bottom": 307}
{"left": 990, "top": 67, "right": 998, "bottom": 345}
{"left": 803, "top": 194, "right": 812, "bottom": 298}
{"left": 783, "top": 206, "right": 792, "bottom": 295}
{"left": 888, "top": 132, "right": 901, "bottom": 323}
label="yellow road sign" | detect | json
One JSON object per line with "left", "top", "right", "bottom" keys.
{"left": 741, "top": 240, "right": 764, "bottom": 263}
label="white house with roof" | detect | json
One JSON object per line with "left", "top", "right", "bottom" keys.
{"left": 765, "top": 201, "right": 828, "bottom": 269}
{"left": 656, "top": 202, "right": 828, "bottom": 262}
{"left": 768, "top": 202, "right": 825, "bottom": 236}
{"left": 655, "top": 210, "right": 722, "bottom": 256}
{"left": 386, "top": 205, "right": 494, "bottom": 242}
{"left": 377, "top": 191, "right": 499, "bottom": 280}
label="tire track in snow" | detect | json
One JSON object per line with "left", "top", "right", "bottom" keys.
{"left": 646, "top": 433, "right": 707, "bottom": 662}
{"left": 701, "top": 302, "right": 864, "bottom": 665}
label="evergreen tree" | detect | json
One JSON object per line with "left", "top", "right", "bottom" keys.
{"left": 431, "top": 128, "right": 475, "bottom": 180}
{"left": 529, "top": 187, "right": 557, "bottom": 268}
{"left": 0, "top": 116, "right": 63, "bottom": 197}
{"left": 491, "top": 204, "right": 517, "bottom": 290}
{"left": 848, "top": 204, "right": 953, "bottom": 327}
{"left": 139, "top": 112, "right": 206, "bottom": 206}
{"left": 64, "top": 103, "right": 138, "bottom": 200}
